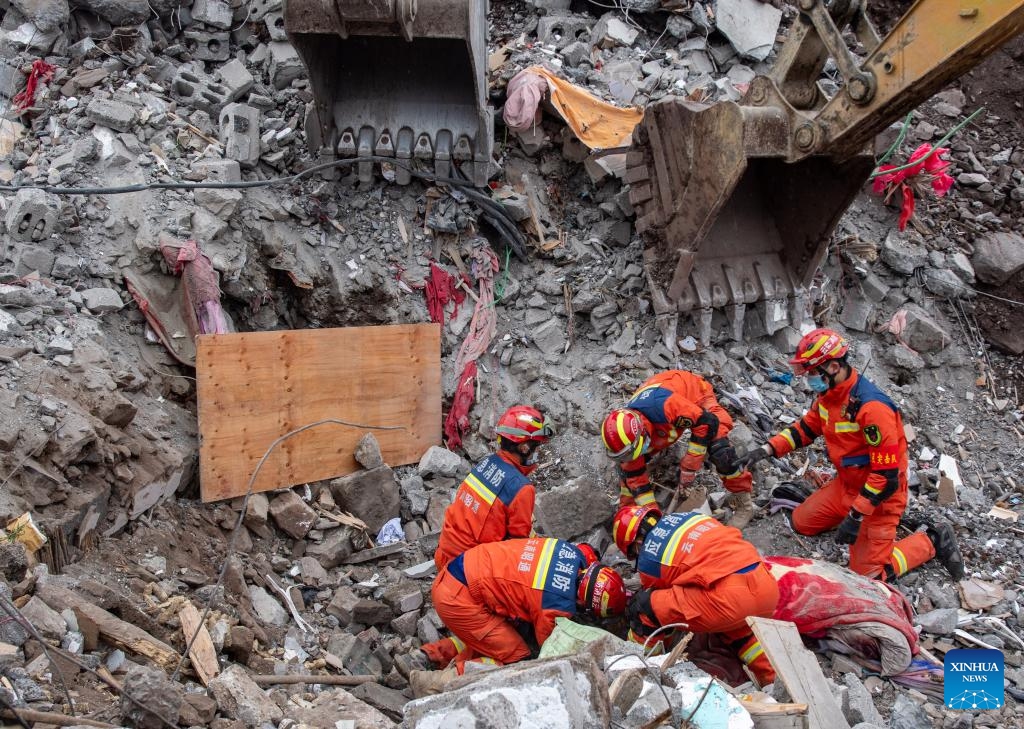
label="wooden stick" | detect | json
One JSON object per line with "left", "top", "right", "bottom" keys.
{"left": 0, "top": 708, "right": 118, "bottom": 728}
{"left": 251, "top": 674, "right": 378, "bottom": 686}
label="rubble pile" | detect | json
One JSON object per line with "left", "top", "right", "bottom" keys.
{"left": 0, "top": 0, "right": 1023, "bottom": 727}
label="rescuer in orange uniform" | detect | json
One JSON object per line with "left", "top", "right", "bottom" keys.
{"left": 431, "top": 537, "right": 627, "bottom": 667}
{"left": 601, "top": 370, "right": 755, "bottom": 528}
{"left": 736, "top": 328, "right": 964, "bottom": 582}
{"left": 420, "top": 406, "right": 553, "bottom": 669}
{"left": 435, "top": 405, "right": 554, "bottom": 571}
{"left": 613, "top": 505, "right": 778, "bottom": 685}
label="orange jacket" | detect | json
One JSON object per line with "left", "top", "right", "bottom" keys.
{"left": 435, "top": 452, "right": 535, "bottom": 570}
{"left": 617, "top": 371, "right": 728, "bottom": 493}
{"left": 447, "top": 538, "right": 585, "bottom": 646}
{"left": 769, "top": 370, "right": 907, "bottom": 516}
{"left": 636, "top": 512, "right": 763, "bottom": 625}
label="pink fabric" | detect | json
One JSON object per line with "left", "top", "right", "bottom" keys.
{"left": 503, "top": 70, "right": 548, "bottom": 132}
{"left": 13, "top": 60, "right": 55, "bottom": 112}
{"left": 872, "top": 144, "right": 954, "bottom": 231}
{"left": 159, "top": 238, "right": 229, "bottom": 335}
{"left": 444, "top": 241, "right": 501, "bottom": 449}
{"left": 424, "top": 262, "right": 466, "bottom": 325}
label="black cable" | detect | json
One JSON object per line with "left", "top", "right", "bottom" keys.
{"left": 0, "top": 155, "right": 529, "bottom": 264}
{"left": 0, "top": 692, "right": 31, "bottom": 729}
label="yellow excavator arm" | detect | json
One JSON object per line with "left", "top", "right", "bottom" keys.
{"left": 627, "top": 0, "right": 1024, "bottom": 346}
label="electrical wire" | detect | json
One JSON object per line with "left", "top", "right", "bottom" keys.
{"left": 0, "top": 156, "right": 529, "bottom": 261}
{"left": 172, "top": 418, "right": 404, "bottom": 681}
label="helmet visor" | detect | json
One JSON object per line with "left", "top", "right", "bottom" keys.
{"left": 607, "top": 434, "right": 648, "bottom": 463}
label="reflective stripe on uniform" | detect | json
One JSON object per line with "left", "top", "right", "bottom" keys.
{"left": 892, "top": 547, "right": 909, "bottom": 576}
{"left": 464, "top": 474, "right": 497, "bottom": 505}
{"left": 531, "top": 539, "right": 557, "bottom": 590}
{"left": 818, "top": 403, "right": 829, "bottom": 421}
{"left": 634, "top": 491, "right": 657, "bottom": 506}
{"left": 661, "top": 514, "right": 711, "bottom": 565}
{"left": 450, "top": 636, "right": 466, "bottom": 653}
{"left": 686, "top": 442, "right": 707, "bottom": 456}
{"left": 835, "top": 421, "right": 860, "bottom": 433}
{"left": 740, "top": 641, "right": 765, "bottom": 665}
{"left": 863, "top": 482, "right": 883, "bottom": 495}
{"left": 780, "top": 429, "right": 797, "bottom": 449}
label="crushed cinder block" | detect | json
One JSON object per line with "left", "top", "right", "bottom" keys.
{"left": 716, "top": 0, "right": 783, "bottom": 61}
{"left": 216, "top": 58, "right": 255, "bottom": 102}
{"left": 173, "top": 68, "right": 231, "bottom": 115}
{"left": 269, "top": 42, "right": 304, "bottom": 89}
{"left": 590, "top": 13, "right": 638, "bottom": 49}
{"left": 4, "top": 188, "right": 59, "bottom": 245}
{"left": 85, "top": 98, "right": 137, "bottom": 132}
{"left": 184, "top": 30, "right": 231, "bottom": 62}
{"left": 191, "top": 0, "right": 233, "bottom": 29}
{"left": 219, "top": 102, "right": 261, "bottom": 168}
{"left": 209, "top": 664, "right": 283, "bottom": 726}
{"left": 81, "top": 288, "right": 124, "bottom": 314}
{"left": 404, "top": 654, "right": 611, "bottom": 728}
{"left": 265, "top": 12, "right": 287, "bottom": 41}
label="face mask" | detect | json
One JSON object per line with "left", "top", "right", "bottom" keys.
{"left": 807, "top": 374, "right": 829, "bottom": 393}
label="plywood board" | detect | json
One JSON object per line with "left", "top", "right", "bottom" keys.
{"left": 197, "top": 324, "right": 441, "bottom": 502}
{"left": 747, "top": 617, "right": 849, "bottom": 729}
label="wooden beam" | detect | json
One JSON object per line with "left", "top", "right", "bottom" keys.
{"left": 747, "top": 617, "right": 849, "bottom": 729}
{"left": 745, "top": 702, "right": 810, "bottom": 729}
{"left": 196, "top": 324, "right": 441, "bottom": 502}
{"left": 0, "top": 708, "right": 119, "bottom": 728}
{"left": 36, "top": 584, "right": 180, "bottom": 671}
{"left": 179, "top": 602, "right": 220, "bottom": 685}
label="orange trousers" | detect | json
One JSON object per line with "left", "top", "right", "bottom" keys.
{"left": 792, "top": 477, "right": 935, "bottom": 580}
{"left": 431, "top": 568, "right": 531, "bottom": 665}
{"left": 650, "top": 565, "right": 779, "bottom": 685}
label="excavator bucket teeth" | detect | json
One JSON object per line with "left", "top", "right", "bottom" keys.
{"left": 628, "top": 97, "right": 875, "bottom": 343}
{"left": 284, "top": 0, "right": 493, "bottom": 186}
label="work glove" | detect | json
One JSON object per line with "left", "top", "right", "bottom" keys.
{"left": 626, "top": 589, "right": 660, "bottom": 639}
{"left": 708, "top": 439, "right": 740, "bottom": 474}
{"left": 677, "top": 469, "right": 698, "bottom": 489}
{"left": 835, "top": 510, "right": 864, "bottom": 545}
{"left": 735, "top": 444, "right": 773, "bottom": 469}
{"left": 690, "top": 410, "right": 720, "bottom": 445}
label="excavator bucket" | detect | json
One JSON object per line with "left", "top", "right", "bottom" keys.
{"left": 283, "top": 0, "right": 493, "bottom": 186}
{"left": 626, "top": 97, "right": 875, "bottom": 345}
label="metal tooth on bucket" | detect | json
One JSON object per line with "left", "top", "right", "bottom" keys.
{"left": 285, "top": 0, "right": 493, "bottom": 187}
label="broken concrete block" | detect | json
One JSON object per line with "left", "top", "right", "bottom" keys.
{"left": 184, "top": 30, "right": 231, "bottom": 62}
{"left": 329, "top": 465, "right": 400, "bottom": 533}
{"left": 247, "top": 584, "right": 288, "bottom": 627}
{"left": 306, "top": 526, "right": 354, "bottom": 569}
{"left": 179, "top": 693, "right": 218, "bottom": 726}
{"left": 354, "top": 432, "right": 384, "bottom": 469}
{"left": 224, "top": 625, "right": 254, "bottom": 664}
{"left": 4, "top": 188, "right": 59, "bottom": 244}
{"left": 532, "top": 317, "right": 567, "bottom": 355}
{"left": 12, "top": 245, "right": 56, "bottom": 276}
{"left": 194, "top": 187, "right": 242, "bottom": 218}
{"left": 268, "top": 42, "right": 304, "bottom": 89}
{"left": 85, "top": 98, "right": 136, "bottom": 132}
{"left": 265, "top": 12, "right": 287, "bottom": 41}
{"left": 81, "top": 287, "right": 124, "bottom": 313}
{"left": 915, "top": 608, "right": 958, "bottom": 635}
{"left": 327, "top": 633, "right": 382, "bottom": 676}
{"left": 291, "top": 686, "right": 393, "bottom": 728}
{"left": 121, "top": 665, "right": 183, "bottom": 729}
{"left": 20, "top": 596, "right": 67, "bottom": 641}
{"left": 191, "top": 0, "right": 233, "bottom": 28}
{"left": 327, "top": 586, "right": 359, "bottom": 625}
{"left": 899, "top": 305, "right": 951, "bottom": 353}
{"left": 535, "top": 476, "right": 613, "bottom": 539}
{"left": 839, "top": 295, "right": 873, "bottom": 332}
{"left": 219, "top": 103, "right": 261, "bottom": 169}
{"left": 243, "top": 492, "right": 271, "bottom": 538}
{"left": 353, "top": 599, "right": 392, "bottom": 626}
{"left": 348, "top": 682, "right": 407, "bottom": 721}
{"left": 268, "top": 490, "right": 317, "bottom": 539}
{"left": 404, "top": 655, "right": 611, "bottom": 728}
{"left": 383, "top": 582, "right": 423, "bottom": 616}
{"left": 209, "top": 664, "right": 283, "bottom": 727}
{"left": 881, "top": 230, "right": 928, "bottom": 275}
{"left": 590, "top": 13, "right": 638, "bottom": 49}
{"left": 537, "top": 14, "right": 593, "bottom": 50}
{"left": 173, "top": 68, "right": 231, "bottom": 116}
{"left": 716, "top": 0, "right": 782, "bottom": 61}
{"left": 400, "top": 474, "right": 429, "bottom": 516}
{"left": 417, "top": 446, "right": 463, "bottom": 478}
{"left": 390, "top": 609, "right": 419, "bottom": 637}
{"left": 298, "top": 556, "right": 328, "bottom": 586}
{"left": 971, "top": 230, "right": 1024, "bottom": 286}
{"left": 216, "top": 58, "right": 255, "bottom": 102}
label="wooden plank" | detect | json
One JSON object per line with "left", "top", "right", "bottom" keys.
{"left": 196, "top": 324, "right": 441, "bottom": 502}
{"left": 179, "top": 602, "right": 220, "bottom": 685}
{"left": 36, "top": 584, "right": 180, "bottom": 670}
{"left": 745, "top": 702, "right": 809, "bottom": 729}
{"left": 746, "top": 617, "right": 850, "bottom": 729}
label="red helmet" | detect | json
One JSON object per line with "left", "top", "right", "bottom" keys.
{"left": 601, "top": 409, "right": 650, "bottom": 462}
{"left": 577, "top": 564, "right": 627, "bottom": 618}
{"left": 789, "top": 328, "right": 849, "bottom": 375}
{"left": 613, "top": 505, "right": 662, "bottom": 556}
{"left": 575, "top": 543, "right": 599, "bottom": 568}
{"left": 495, "top": 405, "right": 554, "bottom": 443}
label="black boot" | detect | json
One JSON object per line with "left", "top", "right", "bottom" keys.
{"left": 926, "top": 522, "right": 965, "bottom": 581}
